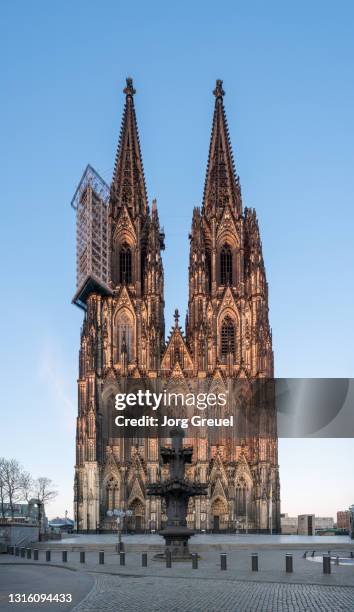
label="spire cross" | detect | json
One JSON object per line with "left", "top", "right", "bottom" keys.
{"left": 213, "top": 79, "right": 225, "bottom": 99}
{"left": 123, "top": 77, "right": 136, "bottom": 97}
{"left": 174, "top": 308, "right": 180, "bottom": 327}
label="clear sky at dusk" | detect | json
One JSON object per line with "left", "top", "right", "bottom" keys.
{"left": 1, "top": 0, "right": 353, "bottom": 519}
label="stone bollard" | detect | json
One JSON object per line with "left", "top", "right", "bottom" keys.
{"left": 46, "top": 550, "right": 51, "bottom": 562}
{"left": 285, "top": 553, "right": 293, "bottom": 573}
{"left": 220, "top": 553, "right": 227, "bottom": 570}
{"left": 142, "top": 552, "right": 147, "bottom": 567}
{"left": 62, "top": 551, "right": 68, "bottom": 563}
{"left": 20, "top": 547, "right": 25, "bottom": 558}
{"left": 166, "top": 550, "right": 172, "bottom": 568}
{"left": 26, "top": 548, "right": 31, "bottom": 559}
{"left": 117, "top": 542, "right": 125, "bottom": 554}
{"left": 33, "top": 550, "right": 39, "bottom": 561}
{"left": 80, "top": 551, "right": 85, "bottom": 563}
{"left": 99, "top": 551, "right": 104, "bottom": 565}
{"left": 323, "top": 555, "right": 331, "bottom": 574}
{"left": 15, "top": 547, "right": 19, "bottom": 556}
{"left": 252, "top": 553, "right": 258, "bottom": 572}
{"left": 192, "top": 553, "right": 198, "bottom": 569}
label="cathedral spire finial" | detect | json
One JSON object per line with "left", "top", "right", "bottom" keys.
{"left": 123, "top": 77, "right": 136, "bottom": 97}
{"left": 213, "top": 79, "right": 225, "bottom": 99}
{"left": 174, "top": 308, "right": 180, "bottom": 327}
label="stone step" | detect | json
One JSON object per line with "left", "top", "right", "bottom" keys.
{"left": 30, "top": 542, "right": 166, "bottom": 552}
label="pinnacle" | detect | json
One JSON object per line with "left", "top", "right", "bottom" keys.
{"left": 123, "top": 77, "right": 136, "bottom": 97}
{"left": 110, "top": 77, "right": 148, "bottom": 218}
{"left": 174, "top": 308, "right": 180, "bottom": 327}
{"left": 202, "top": 80, "right": 242, "bottom": 217}
{"left": 213, "top": 79, "right": 225, "bottom": 98}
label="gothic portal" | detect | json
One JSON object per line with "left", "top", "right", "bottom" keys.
{"left": 73, "top": 78, "right": 280, "bottom": 533}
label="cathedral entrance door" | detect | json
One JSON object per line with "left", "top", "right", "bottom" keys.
{"left": 129, "top": 499, "right": 145, "bottom": 533}
{"left": 135, "top": 515, "right": 142, "bottom": 532}
{"left": 211, "top": 498, "right": 227, "bottom": 532}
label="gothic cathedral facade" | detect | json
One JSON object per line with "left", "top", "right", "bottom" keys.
{"left": 73, "top": 78, "right": 281, "bottom": 533}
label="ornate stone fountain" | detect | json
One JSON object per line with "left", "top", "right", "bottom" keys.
{"left": 147, "top": 427, "right": 207, "bottom": 559}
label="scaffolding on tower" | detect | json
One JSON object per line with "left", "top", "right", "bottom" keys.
{"left": 71, "top": 164, "right": 112, "bottom": 309}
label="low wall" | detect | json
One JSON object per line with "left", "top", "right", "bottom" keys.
{"left": 0, "top": 523, "right": 39, "bottom": 548}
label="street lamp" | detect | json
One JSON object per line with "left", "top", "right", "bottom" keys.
{"left": 107, "top": 509, "right": 133, "bottom": 552}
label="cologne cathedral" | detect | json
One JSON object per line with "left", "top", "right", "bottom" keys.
{"left": 72, "top": 78, "right": 280, "bottom": 533}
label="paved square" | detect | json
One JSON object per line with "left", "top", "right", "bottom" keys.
{"left": 72, "top": 575, "right": 354, "bottom": 612}
{"left": 2, "top": 545, "right": 354, "bottom": 611}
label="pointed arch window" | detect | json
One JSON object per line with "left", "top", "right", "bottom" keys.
{"left": 236, "top": 480, "right": 247, "bottom": 516}
{"left": 88, "top": 412, "right": 95, "bottom": 437}
{"left": 220, "top": 245, "right": 232, "bottom": 285}
{"left": 172, "top": 342, "right": 183, "bottom": 369}
{"left": 221, "top": 316, "right": 235, "bottom": 358}
{"left": 106, "top": 477, "right": 119, "bottom": 511}
{"left": 117, "top": 311, "right": 133, "bottom": 361}
{"left": 206, "top": 251, "right": 212, "bottom": 291}
{"left": 119, "top": 244, "right": 132, "bottom": 284}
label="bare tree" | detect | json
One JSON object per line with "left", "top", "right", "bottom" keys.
{"left": 0, "top": 460, "right": 59, "bottom": 524}
{"left": 33, "top": 477, "right": 58, "bottom": 505}
{"left": 0, "top": 458, "right": 6, "bottom": 518}
{"left": 20, "top": 471, "right": 34, "bottom": 505}
{"left": 1, "top": 459, "right": 24, "bottom": 518}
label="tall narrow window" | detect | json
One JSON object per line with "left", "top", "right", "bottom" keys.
{"left": 236, "top": 483, "right": 247, "bottom": 516}
{"left": 221, "top": 316, "right": 235, "bottom": 357}
{"left": 118, "top": 324, "right": 132, "bottom": 361}
{"left": 220, "top": 245, "right": 232, "bottom": 285}
{"left": 119, "top": 244, "right": 132, "bottom": 284}
{"left": 117, "top": 311, "right": 133, "bottom": 361}
{"left": 206, "top": 252, "right": 212, "bottom": 291}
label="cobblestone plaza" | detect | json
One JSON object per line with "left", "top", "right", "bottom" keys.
{"left": 1, "top": 540, "right": 354, "bottom": 611}
{"left": 72, "top": 575, "right": 354, "bottom": 612}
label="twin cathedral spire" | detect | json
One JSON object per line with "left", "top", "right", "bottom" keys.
{"left": 105, "top": 77, "right": 272, "bottom": 377}
{"left": 76, "top": 77, "right": 272, "bottom": 379}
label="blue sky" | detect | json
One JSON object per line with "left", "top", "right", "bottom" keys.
{"left": 1, "top": 0, "right": 353, "bottom": 518}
